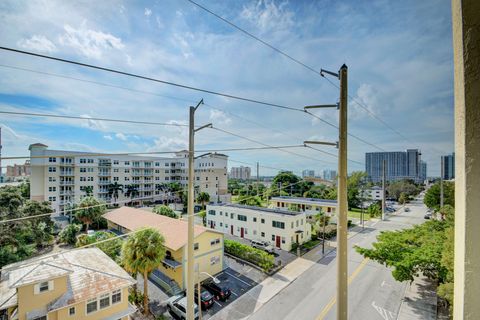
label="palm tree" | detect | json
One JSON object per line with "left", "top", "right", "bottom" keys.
{"left": 108, "top": 182, "right": 124, "bottom": 203}
{"left": 83, "top": 186, "right": 94, "bottom": 197}
{"left": 121, "top": 228, "right": 166, "bottom": 315}
{"left": 124, "top": 184, "right": 139, "bottom": 205}
{"left": 75, "top": 196, "right": 106, "bottom": 231}
{"left": 196, "top": 191, "right": 210, "bottom": 210}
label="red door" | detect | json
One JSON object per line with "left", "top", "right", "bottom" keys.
{"left": 276, "top": 236, "right": 281, "bottom": 248}
{"left": 240, "top": 227, "right": 244, "bottom": 238}
{"left": 230, "top": 225, "right": 233, "bottom": 235}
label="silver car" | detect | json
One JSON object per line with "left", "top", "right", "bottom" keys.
{"left": 166, "top": 294, "right": 199, "bottom": 320}
{"left": 251, "top": 240, "right": 275, "bottom": 254}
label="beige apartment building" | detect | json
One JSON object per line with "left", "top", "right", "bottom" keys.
{"left": 6, "top": 161, "right": 31, "bottom": 180}
{"left": 0, "top": 248, "right": 136, "bottom": 320}
{"left": 29, "top": 143, "right": 229, "bottom": 215}
{"left": 206, "top": 203, "right": 311, "bottom": 251}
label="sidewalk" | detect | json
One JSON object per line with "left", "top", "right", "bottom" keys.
{"left": 397, "top": 275, "right": 437, "bottom": 320}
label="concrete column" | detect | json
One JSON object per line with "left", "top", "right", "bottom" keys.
{"left": 452, "top": 0, "right": 480, "bottom": 318}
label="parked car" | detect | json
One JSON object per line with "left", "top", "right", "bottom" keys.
{"left": 195, "top": 288, "right": 214, "bottom": 310}
{"left": 251, "top": 240, "right": 274, "bottom": 254}
{"left": 166, "top": 295, "right": 199, "bottom": 320}
{"left": 424, "top": 213, "right": 432, "bottom": 219}
{"left": 203, "top": 280, "right": 232, "bottom": 301}
{"left": 404, "top": 207, "right": 410, "bottom": 212}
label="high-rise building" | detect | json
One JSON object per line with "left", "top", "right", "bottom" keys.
{"left": 419, "top": 160, "right": 427, "bottom": 182}
{"left": 302, "top": 169, "right": 315, "bottom": 178}
{"left": 29, "top": 143, "right": 229, "bottom": 214}
{"left": 322, "top": 169, "right": 337, "bottom": 181}
{"left": 366, "top": 149, "right": 423, "bottom": 183}
{"left": 441, "top": 153, "right": 455, "bottom": 180}
{"left": 6, "top": 160, "right": 31, "bottom": 178}
{"left": 229, "top": 166, "right": 251, "bottom": 180}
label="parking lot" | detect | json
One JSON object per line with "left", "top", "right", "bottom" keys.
{"left": 146, "top": 256, "right": 265, "bottom": 319}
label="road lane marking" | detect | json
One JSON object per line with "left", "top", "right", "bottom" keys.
{"left": 316, "top": 258, "right": 370, "bottom": 320}
{"left": 372, "top": 301, "right": 396, "bottom": 320}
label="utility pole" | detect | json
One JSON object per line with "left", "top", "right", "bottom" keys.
{"left": 303, "top": 64, "right": 348, "bottom": 320}
{"left": 187, "top": 99, "right": 211, "bottom": 320}
{"left": 336, "top": 64, "right": 348, "bottom": 320}
{"left": 382, "top": 159, "right": 386, "bottom": 221}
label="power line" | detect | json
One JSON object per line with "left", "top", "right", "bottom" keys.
{"left": 0, "top": 110, "right": 189, "bottom": 127}
{"left": 0, "top": 62, "right": 390, "bottom": 154}
{"left": 0, "top": 46, "right": 302, "bottom": 112}
{"left": 185, "top": 0, "right": 320, "bottom": 76}
{"left": 0, "top": 145, "right": 306, "bottom": 161}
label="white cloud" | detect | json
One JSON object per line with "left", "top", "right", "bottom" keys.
{"left": 240, "top": 0, "right": 294, "bottom": 32}
{"left": 78, "top": 115, "right": 106, "bottom": 131}
{"left": 148, "top": 136, "right": 187, "bottom": 151}
{"left": 58, "top": 22, "right": 125, "bottom": 59}
{"left": 209, "top": 109, "right": 232, "bottom": 125}
{"left": 144, "top": 8, "right": 152, "bottom": 16}
{"left": 17, "top": 35, "right": 57, "bottom": 53}
{"left": 115, "top": 133, "right": 127, "bottom": 141}
{"left": 103, "top": 134, "right": 113, "bottom": 140}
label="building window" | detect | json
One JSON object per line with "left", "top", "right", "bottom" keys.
{"left": 113, "top": 168, "right": 119, "bottom": 173}
{"left": 80, "top": 167, "right": 86, "bottom": 173}
{"left": 113, "top": 160, "right": 119, "bottom": 165}
{"left": 48, "top": 157, "right": 56, "bottom": 162}
{"left": 86, "top": 298, "right": 97, "bottom": 314}
{"left": 272, "top": 235, "right": 275, "bottom": 241}
{"left": 272, "top": 221, "right": 285, "bottom": 229}
{"left": 210, "top": 256, "right": 220, "bottom": 265}
{"left": 80, "top": 158, "right": 86, "bottom": 163}
{"left": 87, "top": 159, "right": 94, "bottom": 163}
{"left": 112, "top": 289, "right": 121, "bottom": 304}
{"left": 48, "top": 177, "right": 56, "bottom": 182}
{"left": 194, "top": 243, "right": 199, "bottom": 250}
{"left": 69, "top": 307, "right": 75, "bottom": 316}
{"left": 220, "top": 222, "right": 223, "bottom": 227}
{"left": 282, "top": 237, "right": 286, "bottom": 244}
{"left": 48, "top": 187, "right": 56, "bottom": 192}
{"left": 291, "top": 222, "right": 294, "bottom": 228}
{"left": 32, "top": 317, "right": 46, "bottom": 320}
{"left": 230, "top": 213, "right": 234, "bottom": 219}
{"left": 253, "top": 230, "right": 257, "bottom": 235}
{"left": 237, "top": 215, "right": 247, "bottom": 222}
{"left": 261, "top": 232, "right": 265, "bottom": 237}
{"left": 39, "top": 281, "right": 49, "bottom": 292}
{"left": 253, "top": 217, "right": 257, "bottom": 222}
{"left": 210, "top": 238, "right": 220, "bottom": 246}
{"left": 48, "top": 167, "right": 56, "bottom": 172}
{"left": 125, "top": 161, "right": 130, "bottom": 166}
{"left": 99, "top": 293, "right": 110, "bottom": 309}
{"left": 261, "top": 218, "right": 265, "bottom": 224}
{"left": 208, "top": 210, "right": 216, "bottom": 215}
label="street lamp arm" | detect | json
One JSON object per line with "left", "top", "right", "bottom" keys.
{"left": 194, "top": 123, "right": 212, "bottom": 133}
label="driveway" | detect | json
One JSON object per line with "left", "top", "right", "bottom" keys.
{"left": 224, "top": 234, "right": 297, "bottom": 268}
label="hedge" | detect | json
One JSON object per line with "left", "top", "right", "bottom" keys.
{"left": 224, "top": 239, "right": 275, "bottom": 272}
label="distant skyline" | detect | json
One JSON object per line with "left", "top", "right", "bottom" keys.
{"left": 0, "top": 0, "right": 454, "bottom": 176}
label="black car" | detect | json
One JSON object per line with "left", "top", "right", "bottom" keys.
{"left": 195, "top": 289, "right": 214, "bottom": 310}
{"left": 203, "top": 281, "right": 231, "bottom": 301}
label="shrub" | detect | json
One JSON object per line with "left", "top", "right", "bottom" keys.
{"left": 58, "top": 224, "right": 82, "bottom": 245}
{"left": 129, "top": 289, "right": 144, "bottom": 305}
{"left": 153, "top": 205, "right": 177, "bottom": 218}
{"left": 317, "top": 224, "right": 337, "bottom": 240}
{"left": 224, "top": 239, "right": 274, "bottom": 272}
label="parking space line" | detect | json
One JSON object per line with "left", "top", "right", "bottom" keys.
{"left": 231, "top": 290, "right": 238, "bottom": 297}
{"left": 225, "top": 271, "right": 252, "bottom": 287}
{"left": 214, "top": 300, "right": 222, "bottom": 307}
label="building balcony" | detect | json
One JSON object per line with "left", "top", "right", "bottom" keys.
{"left": 98, "top": 180, "right": 112, "bottom": 185}
{"left": 59, "top": 171, "right": 75, "bottom": 176}
{"left": 59, "top": 181, "right": 75, "bottom": 186}
{"left": 98, "top": 172, "right": 111, "bottom": 177}
{"left": 98, "top": 162, "right": 112, "bottom": 167}
{"left": 59, "top": 190, "right": 75, "bottom": 196}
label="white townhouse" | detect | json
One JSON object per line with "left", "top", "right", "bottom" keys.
{"left": 206, "top": 203, "right": 312, "bottom": 251}
{"left": 29, "top": 143, "right": 230, "bottom": 215}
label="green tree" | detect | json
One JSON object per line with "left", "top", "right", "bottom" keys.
{"left": 19, "top": 181, "right": 30, "bottom": 199}
{"left": 75, "top": 196, "right": 106, "bottom": 231}
{"left": 367, "top": 202, "right": 381, "bottom": 218}
{"left": 398, "top": 192, "right": 407, "bottom": 205}
{"left": 122, "top": 228, "right": 166, "bottom": 315}
{"left": 82, "top": 186, "right": 94, "bottom": 196}
{"left": 58, "top": 224, "right": 82, "bottom": 245}
{"left": 196, "top": 192, "right": 210, "bottom": 210}
{"left": 107, "top": 182, "right": 124, "bottom": 203}
{"left": 387, "top": 180, "right": 419, "bottom": 200}
{"left": 424, "top": 181, "right": 454, "bottom": 210}
{"left": 153, "top": 205, "right": 177, "bottom": 219}
{"left": 273, "top": 171, "right": 300, "bottom": 186}
{"left": 76, "top": 231, "right": 122, "bottom": 260}
{"left": 236, "top": 195, "right": 262, "bottom": 207}
{"left": 124, "top": 184, "right": 140, "bottom": 203}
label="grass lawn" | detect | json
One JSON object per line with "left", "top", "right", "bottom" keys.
{"left": 348, "top": 208, "right": 371, "bottom": 220}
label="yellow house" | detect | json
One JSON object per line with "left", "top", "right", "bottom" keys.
{"left": 103, "top": 207, "right": 224, "bottom": 295}
{"left": 0, "top": 248, "right": 136, "bottom": 320}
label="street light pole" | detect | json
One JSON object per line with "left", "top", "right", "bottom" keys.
{"left": 382, "top": 159, "right": 386, "bottom": 221}
{"left": 440, "top": 156, "right": 444, "bottom": 207}
{"left": 336, "top": 64, "right": 348, "bottom": 320}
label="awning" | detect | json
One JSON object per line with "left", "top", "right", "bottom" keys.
{"left": 164, "top": 258, "right": 182, "bottom": 269}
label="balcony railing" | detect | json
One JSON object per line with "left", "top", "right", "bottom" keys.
{"left": 59, "top": 171, "right": 75, "bottom": 176}
{"left": 59, "top": 181, "right": 75, "bottom": 186}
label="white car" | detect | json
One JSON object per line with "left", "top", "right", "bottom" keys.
{"left": 251, "top": 240, "right": 275, "bottom": 254}
{"left": 166, "top": 295, "right": 199, "bottom": 320}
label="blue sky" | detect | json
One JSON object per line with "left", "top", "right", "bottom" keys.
{"left": 0, "top": 0, "right": 453, "bottom": 176}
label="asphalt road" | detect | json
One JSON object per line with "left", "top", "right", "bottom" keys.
{"left": 248, "top": 198, "right": 428, "bottom": 320}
